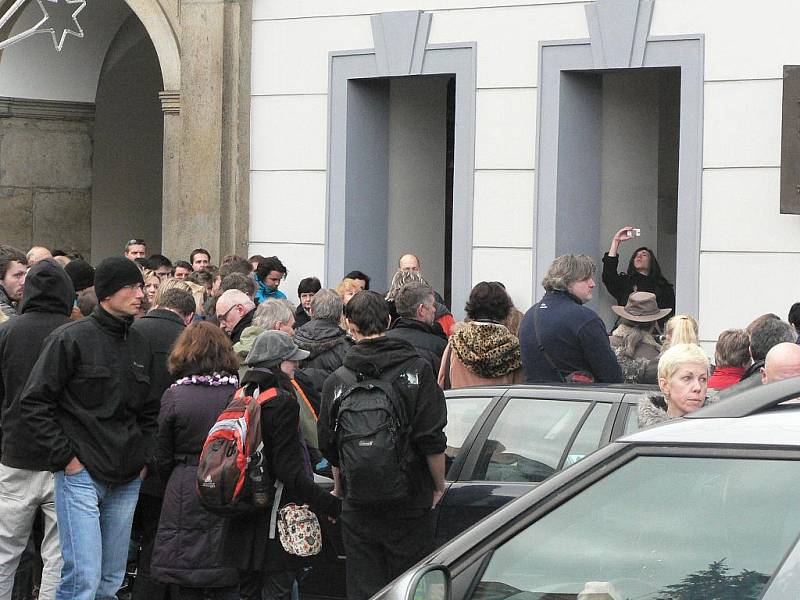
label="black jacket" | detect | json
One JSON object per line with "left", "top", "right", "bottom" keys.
{"left": 151, "top": 381, "right": 239, "bottom": 587}
{"left": 294, "top": 305, "right": 311, "bottom": 329}
{"left": 230, "top": 307, "right": 255, "bottom": 344}
{"left": 318, "top": 336, "right": 447, "bottom": 511}
{"left": 20, "top": 306, "right": 160, "bottom": 483}
{"left": 0, "top": 259, "right": 73, "bottom": 470}
{"left": 520, "top": 290, "right": 623, "bottom": 384}
{"left": 231, "top": 368, "right": 341, "bottom": 572}
{"left": 294, "top": 319, "right": 353, "bottom": 374}
{"left": 601, "top": 253, "right": 675, "bottom": 322}
{"left": 385, "top": 317, "right": 447, "bottom": 376}
{"left": 131, "top": 309, "right": 185, "bottom": 401}
{"left": 131, "top": 308, "right": 186, "bottom": 496}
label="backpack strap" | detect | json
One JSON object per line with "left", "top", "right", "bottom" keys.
{"left": 255, "top": 386, "right": 278, "bottom": 405}
{"left": 290, "top": 379, "right": 317, "bottom": 420}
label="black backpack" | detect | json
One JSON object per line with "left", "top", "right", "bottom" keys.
{"left": 330, "top": 366, "right": 414, "bottom": 505}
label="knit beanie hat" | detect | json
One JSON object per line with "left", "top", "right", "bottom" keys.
{"left": 64, "top": 259, "right": 95, "bottom": 292}
{"left": 95, "top": 257, "right": 143, "bottom": 301}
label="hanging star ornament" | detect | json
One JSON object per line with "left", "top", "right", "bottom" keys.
{"left": 0, "top": 0, "right": 86, "bottom": 52}
{"left": 37, "top": 0, "right": 86, "bottom": 52}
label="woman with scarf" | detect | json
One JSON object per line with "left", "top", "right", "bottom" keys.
{"left": 609, "top": 292, "right": 670, "bottom": 384}
{"left": 438, "top": 281, "right": 523, "bottom": 389}
{"left": 602, "top": 226, "right": 675, "bottom": 326}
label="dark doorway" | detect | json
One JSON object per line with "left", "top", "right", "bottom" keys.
{"left": 556, "top": 67, "right": 680, "bottom": 327}
{"left": 343, "top": 74, "right": 455, "bottom": 299}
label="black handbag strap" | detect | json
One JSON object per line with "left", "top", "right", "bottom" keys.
{"left": 533, "top": 302, "right": 565, "bottom": 383}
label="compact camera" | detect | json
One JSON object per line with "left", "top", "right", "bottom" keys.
{"left": 629, "top": 228, "right": 641, "bottom": 237}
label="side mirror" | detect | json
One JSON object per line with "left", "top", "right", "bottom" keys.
{"left": 406, "top": 565, "right": 451, "bottom": 600}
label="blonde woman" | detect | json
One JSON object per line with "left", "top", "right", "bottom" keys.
{"left": 663, "top": 314, "right": 699, "bottom": 347}
{"left": 638, "top": 343, "right": 709, "bottom": 427}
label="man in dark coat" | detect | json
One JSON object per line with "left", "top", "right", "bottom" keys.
{"left": 20, "top": 257, "right": 159, "bottom": 600}
{"left": 318, "top": 291, "right": 447, "bottom": 600}
{"left": 294, "top": 289, "right": 352, "bottom": 375}
{"left": 0, "top": 259, "right": 74, "bottom": 600}
{"left": 385, "top": 281, "right": 447, "bottom": 376}
{"left": 129, "top": 287, "right": 195, "bottom": 600}
{"left": 520, "top": 254, "right": 623, "bottom": 383}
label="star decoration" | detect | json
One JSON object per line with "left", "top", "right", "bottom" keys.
{"left": 37, "top": 0, "right": 86, "bottom": 52}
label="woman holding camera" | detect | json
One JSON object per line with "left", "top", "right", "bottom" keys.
{"left": 602, "top": 226, "right": 675, "bottom": 325}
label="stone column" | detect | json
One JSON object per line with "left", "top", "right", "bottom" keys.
{"left": 178, "top": 0, "right": 226, "bottom": 262}
{"left": 159, "top": 90, "right": 181, "bottom": 260}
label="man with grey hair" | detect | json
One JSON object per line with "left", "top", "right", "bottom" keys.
{"left": 252, "top": 298, "right": 295, "bottom": 335}
{"left": 519, "top": 254, "right": 622, "bottom": 383}
{"left": 215, "top": 289, "right": 256, "bottom": 344}
{"left": 385, "top": 282, "right": 447, "bottom": 375}
{"left": 294, "top": 289, "right": 353, "bottom": 376}
{"left": 26, "top": 246, "right": 52, "bottom": 266}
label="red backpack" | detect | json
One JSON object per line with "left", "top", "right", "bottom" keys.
{"left": 196, "top": 385, "right": 278, "bottom": 515}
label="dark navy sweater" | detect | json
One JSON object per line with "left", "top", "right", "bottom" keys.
{"left": 519, "top": 290, "right": 623, "bottom": 383}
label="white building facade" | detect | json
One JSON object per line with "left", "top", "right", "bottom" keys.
{"left": 249, "top": 0, "right": 800, "bottom": 353}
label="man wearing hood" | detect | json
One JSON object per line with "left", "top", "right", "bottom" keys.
{"left": 0, "top": 259, "right": 74, "bottom": 600}
{"left": 20, "top": 257, "right": 159, "bottom": 600}
{"left": 318, "top": 290, "right": 447, "bottom": 600}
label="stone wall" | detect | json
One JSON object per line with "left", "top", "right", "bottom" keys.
{"left": 0, "top": 98, "right": 94, "bottom": 260}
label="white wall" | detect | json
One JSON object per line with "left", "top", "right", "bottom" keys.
{"left": 650, "top": 0, "right": 800, "bottom": 350}
{"left": 249, "top": 1, "right": 590, "bottom": 312}
{"left": 249, "top": 0, "right": 800, "bottom": 334}
{"left": 386, "top": 76, "right": 448, "bottom": 295}
{"left": 0, "top": 0, "right": 132, "bottom": 102}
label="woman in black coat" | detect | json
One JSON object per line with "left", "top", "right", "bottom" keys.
{"left": 602, "top": 226, "right": 675, "bottom": 326}
{"left": 150, "top": 322, "right": 241, "bottom": 600}
{"left": 234, "top": 330, "right": 342, "bottom": 600}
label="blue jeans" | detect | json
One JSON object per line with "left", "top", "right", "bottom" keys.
{"left": 54, "top": 468, "right": 142, "bottom": 600}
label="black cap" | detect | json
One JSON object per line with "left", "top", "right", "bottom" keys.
{"left": 95, "top": 257, "right": 143, "bottom": 301}
{"left": 64, "top": 259, "right": 95, "bottom": 292}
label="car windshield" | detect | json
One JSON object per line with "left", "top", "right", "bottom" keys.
{"left": 471, "top": 456, "right": 800, "bottom": 600}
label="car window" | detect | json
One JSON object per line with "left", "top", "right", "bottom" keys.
{"left": 444, "top": 396, "right": 493, "bottom": 472}
{"left": 471, "top": 399, "right": 590, "bottom": 483}
{"left": 562, "top": 402, "right": 612, "bottom": 467}
{"left": 624, "top": 403, "right": 640, "bottom": 434}
{"left": 471, "top": 456, "right": 800, "bottom": 600}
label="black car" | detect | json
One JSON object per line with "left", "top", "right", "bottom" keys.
{"left": 302, "top": 383, "right": 654, "bottom": 599}
{"left": 372, "top": 378, "right": 800, "bottom": 600}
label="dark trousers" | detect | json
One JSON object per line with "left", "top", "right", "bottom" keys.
{"left": 340, "top": 509, "right": 435, "bottom": 600}
{"left": 174, "top": 586, "right": 238, "bottom": 600}
{"left": 131, "top": 494, "right": 167, "bottom": 600}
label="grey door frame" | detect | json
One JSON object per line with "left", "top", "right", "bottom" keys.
{"left": 534, "top": 34, "right": 704, "bottom": 317}
{"left": 326, "top": 41, "right": 476, "bottom": 317}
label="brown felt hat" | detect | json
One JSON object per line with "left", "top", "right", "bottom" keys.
{"left": 611, "top": 292, "right": 671, "bottom": 323}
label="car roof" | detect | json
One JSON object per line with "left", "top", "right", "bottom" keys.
{"left": 444, "top": 382, "right": 656, "bottom": 404}
{"left": 621, "top": 405, "right": 800, "bottom": 446}
{"left": 622, "top": 377, "right": 800, "bottom": 446}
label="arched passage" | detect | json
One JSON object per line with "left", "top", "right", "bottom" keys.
{"left": 0, "top": 0, "right": 180, "bottom": 261}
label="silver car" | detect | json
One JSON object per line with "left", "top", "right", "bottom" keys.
{"left": 374, "top": 378, "right": 800, "bottom": 600}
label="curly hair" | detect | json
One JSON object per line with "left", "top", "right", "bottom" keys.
{"left": 465, "top": 282, "right": 512, "bottom": 322}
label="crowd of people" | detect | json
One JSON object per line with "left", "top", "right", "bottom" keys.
{"left": 1, "top": 227, "right": 799, "bottom": 600}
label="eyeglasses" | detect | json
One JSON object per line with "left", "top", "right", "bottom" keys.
{"left": 217, "top": 303, "right": 241, "bottom": 322}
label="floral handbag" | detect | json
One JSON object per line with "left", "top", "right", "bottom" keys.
{"left": 277, "top": 503, "right": 322, "bottom": 557}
